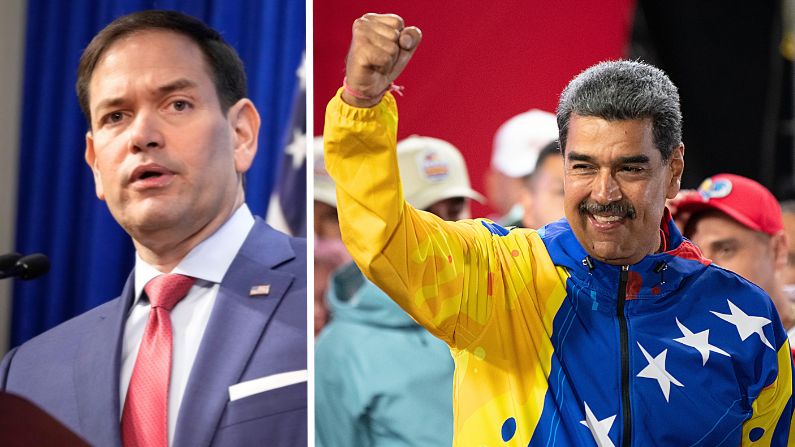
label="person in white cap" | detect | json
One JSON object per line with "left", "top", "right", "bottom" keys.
{"left": 315, "top": 135, "right": 484, "bottom": 447}
{"left": 396, "top": 135, "right": 486, "bottom": 221}
{"left": 485, "top": 109, "right": 558, "bottom": 226}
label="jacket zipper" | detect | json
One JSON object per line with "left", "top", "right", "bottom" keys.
{"left": 618, "top": 265, "right": 631, "bottom": 446}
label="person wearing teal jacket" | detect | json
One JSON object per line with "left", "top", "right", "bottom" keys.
{"left": 315, "top": 135, "right": 485, "bottom": 446}
{"left": 315, "top": 262, "right": 454, "bottom": 446}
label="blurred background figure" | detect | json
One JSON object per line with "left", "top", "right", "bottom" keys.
{"left": 779, "top": 200, "right": 795, "bottom": 306}
{"left": 315, "top": 135, "right": 484, "bottom": 447}
{"left": 485, "top": 109, "right": 558, "bottom": 226}
{"left": 518, "top": 140, "right": 565, "bottom": 229}
{"left": 674, "top": 174, "right": 795, "bottom": 345}
{"left": 313, "top": 136, "right": 350, "bottom": 336}
{"left": 667, "top": 188, "right": 696, "bottom": 232}
{"left": 397, "top": 135, "right": 486, "bottom": 221}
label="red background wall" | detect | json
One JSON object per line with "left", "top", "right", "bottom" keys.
{"left": 314, "top": 1, "right": 635, "bottom": 217}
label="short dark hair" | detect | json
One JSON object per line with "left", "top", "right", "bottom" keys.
{"left": 556, "top": 60, "right": 682, "bottom": 161}
{"left": 523, "top": 140, "right": 561, "bottom": 185}
{"left": 76, "top": 10, "right": 247, "bottom": 125}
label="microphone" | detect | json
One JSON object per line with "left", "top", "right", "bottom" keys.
{"left": 0, "top": 253, "right": 50, "bottom": 280}
{"left": 0, "top": 252, "right": 21, "bottom": 270}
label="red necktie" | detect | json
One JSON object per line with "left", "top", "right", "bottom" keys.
{"left": 121, "top": 274, "right": 195, "bottom": 447}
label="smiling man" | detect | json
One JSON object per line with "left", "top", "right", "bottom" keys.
{"left": 0, "top": 11, "right": 306, "bottom": 447}
{"left": 323, "top": 13, "right": 794, "bottom": 446}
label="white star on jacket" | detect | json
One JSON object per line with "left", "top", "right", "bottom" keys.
{"left": 673, "top": 318, "right": 730, "bottom": 365}
{"left": 711, "top": 299, "right": 774, "bottom": 350}
{"left": 580, "top": 401, "right": 616, "bottom": 447}
{"left": 636, "top": 342, "right": 684, "bottom": 402}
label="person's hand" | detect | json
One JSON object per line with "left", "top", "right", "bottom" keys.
{"left": 343, "top": 13, "right": 422, "bottom": 107}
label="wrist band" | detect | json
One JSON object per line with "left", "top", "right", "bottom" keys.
{"left": 389, "top": 83, "right": 405, "bottom": 96}
{"left": 343, "top": 76, "right": 404, "bottom": 101}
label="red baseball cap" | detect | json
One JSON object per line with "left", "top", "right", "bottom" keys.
{"left": 675, "top": 173, "right": 783, "bottom": 235}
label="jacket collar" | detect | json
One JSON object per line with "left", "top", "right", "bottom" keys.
{"left": 541, "top": 208, "right": 711, "bottom": 308}
{"left": 172, "top": 218, "right": 297, "bottom": 447}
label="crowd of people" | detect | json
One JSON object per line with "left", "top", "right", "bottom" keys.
{"left": 315, "top": 12, "right": 795, "bottom": 447}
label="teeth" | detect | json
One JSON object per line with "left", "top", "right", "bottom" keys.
{"left": 593, "top": 215, "right": 622, "bottom": 223}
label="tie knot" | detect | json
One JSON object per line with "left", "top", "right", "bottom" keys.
{"left": 144, "top": 274, "right": 195, "bottom": 311}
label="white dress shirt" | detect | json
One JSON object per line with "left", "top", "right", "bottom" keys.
{"left": 120, "top": 204, "right": 255, "bottom": 445}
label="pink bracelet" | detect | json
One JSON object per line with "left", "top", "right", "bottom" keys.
{"left": 343, "top": 77, "right": 404, "bottom": 101}
{"left": 390, "top": 83, "right": 405, "bottom": 96}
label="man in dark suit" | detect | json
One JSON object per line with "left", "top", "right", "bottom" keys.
{"left": 0, "top": 10, "right": 306, "bottom": 447}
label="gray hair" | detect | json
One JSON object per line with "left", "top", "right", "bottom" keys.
{"left": 556, "top": 60, "right": 682, "bottom": 161}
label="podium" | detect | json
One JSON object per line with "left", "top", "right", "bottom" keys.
{"left": 0, "top": 391, "right": 89, "bottom": 446}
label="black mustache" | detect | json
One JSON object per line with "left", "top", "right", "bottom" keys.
{"left": 578, "top": 200, "right": 637, "bottom": 219}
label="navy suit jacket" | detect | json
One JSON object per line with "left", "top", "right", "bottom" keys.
{"left": 0, "top": 219, "right": 307, "bottom": 446}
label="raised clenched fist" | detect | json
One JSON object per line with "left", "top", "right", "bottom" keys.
{"left": 343, "top": 13, "right": 422, "bottom": 107}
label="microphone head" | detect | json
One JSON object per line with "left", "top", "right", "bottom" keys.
{"left": 0, "top": 252, "right": 22, "bottom": 271}
{"left": 17, "top": 253, "right": 50, "bottom": 280}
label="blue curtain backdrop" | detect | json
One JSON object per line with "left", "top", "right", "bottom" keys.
{"left": 11, "top": 0, "right": 305, "bottom": 347}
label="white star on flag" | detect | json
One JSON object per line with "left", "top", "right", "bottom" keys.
{"left": 673, "top": 317, "right": 730, "bottom": 365}
{"left": 579, "top": 401, "right": 616, "bottom": 447}
{"left": 636, "top": 342, "right": 683, "bottom": 402}
{"left": 296, "top": 51, "right": 306, "bottom": 89}
{"left": 284, "top": 129, "right": 306, "bottom": 170}
{"left": 711, "top": 300, "right": 774, "bottom": 350}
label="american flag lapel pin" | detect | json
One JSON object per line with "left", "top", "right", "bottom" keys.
{"left": 249, "top": 284, "right": 271, "bottom": 297}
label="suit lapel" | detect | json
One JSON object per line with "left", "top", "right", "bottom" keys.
{"left": 173, "top": 221, "right": 296, "bottom": 447}
{"left": 73, "top": 272, "right": 135, "bottom": 447}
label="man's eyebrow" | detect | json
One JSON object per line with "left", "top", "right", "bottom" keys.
{"left": 618, "top": 155, "right": 650, "bottom": 164}
{"left": 92, "top": 79, "right": 199, "bottom": 117}
{"left": 157, "top": 78, "right": 198, "bottom": 95}
{"left": 566, "top": 152, "right": 652, "bottom": 165}
{"left": 93, "top": 97, "right": 125, "bottom": 115}
{"left": 566, "top": 151, "right": 593, "bottom": 163}
{"left": 708, "top": 238, "right": 738, "bottom": 249}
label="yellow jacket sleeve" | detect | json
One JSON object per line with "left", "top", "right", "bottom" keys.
{"left": 324, "top": 89, "right": 552, "bottom": 349}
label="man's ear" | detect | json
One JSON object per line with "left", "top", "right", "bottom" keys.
{"left": 772, "top": 229, "right": 789, "bottom": 271}
{"left": 84, "top": 132, "right": 105, "bottom": 201}
{"left": 666, "top": 143, "right": 685, "bottom": 200}
{"left": 228, "top": 98, "right": 260, "bottom": 174}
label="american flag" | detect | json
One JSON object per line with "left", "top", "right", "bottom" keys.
{"left": 267, "top": 53, "right": 307, "bottom": 237}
